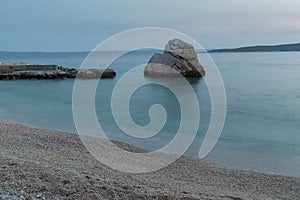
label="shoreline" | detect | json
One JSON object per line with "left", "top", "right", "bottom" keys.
{"left": 0, "top": 120, "right": 299, "bottom": 199}
{"left": 2, "top": 118, "right": 298, "bottom": 177}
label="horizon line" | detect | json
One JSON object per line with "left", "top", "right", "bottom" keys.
{"left": 1, "top": 41, "right": 300, "bottom": 53}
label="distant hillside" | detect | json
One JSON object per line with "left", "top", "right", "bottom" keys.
{"left": 209, "top": 43, "right": 300, "bottom": 53}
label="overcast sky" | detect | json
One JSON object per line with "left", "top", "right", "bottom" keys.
{"left": 1, "top": 0, "right": 300, "bottom": 51}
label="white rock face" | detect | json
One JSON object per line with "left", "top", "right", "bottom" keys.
{"left": 165, "top": 39, "right": 197, "bottom": 59}
{"left": 144, "top": 39, "right": 205, "bottom": 77}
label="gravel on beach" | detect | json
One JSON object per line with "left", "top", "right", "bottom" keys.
{"left": 0, "top": 120, "right": 299, "bottom": 199}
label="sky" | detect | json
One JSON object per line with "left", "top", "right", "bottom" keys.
{"left": 1, "top": 0, "right": 300, "bottom": 51}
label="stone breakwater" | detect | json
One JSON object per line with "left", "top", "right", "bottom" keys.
{"left": 0, "top": 62, "right": 116, "bottom": 80}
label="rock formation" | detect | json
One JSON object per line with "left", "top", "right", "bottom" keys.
{"left": 144, "top": 39, "right": 205, "bottom": 77}
{"left": 76, "top": 69, "right": 116, "bottom": 79}
{"left": 0, "top": 62, "right": 116, "bottom": 80}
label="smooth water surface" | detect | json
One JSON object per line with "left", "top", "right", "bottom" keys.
{"left": 0, "top": 51, "right": 299, "bottom": 176}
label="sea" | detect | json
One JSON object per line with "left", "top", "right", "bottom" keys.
{"left": 0, "top": 51, "right": 299, "bottom": 177}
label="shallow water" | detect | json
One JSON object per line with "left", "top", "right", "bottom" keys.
{"left": 0, "top": 51, "right": 299, "bottom": 176}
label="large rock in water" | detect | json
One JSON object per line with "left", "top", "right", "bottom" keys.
{"left": 144, "top": 39, "right": 205, "bottom": 77}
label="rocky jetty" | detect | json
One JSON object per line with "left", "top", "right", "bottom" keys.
{"left": 0, "top": 62, "right": 116, "bottom": 80}
{"left": 144, "top": 39, "right": 205, "bottom": 77}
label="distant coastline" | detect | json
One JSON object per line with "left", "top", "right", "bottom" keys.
{"left": 2, "top": 42, "right": 300, "bottom": 54}
{"left": 209, "top": 42, "right": 300, "bottom": 53}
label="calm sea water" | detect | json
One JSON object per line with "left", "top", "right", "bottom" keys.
{"left": 0, "top": 51, "right": 299, "bottom": 177}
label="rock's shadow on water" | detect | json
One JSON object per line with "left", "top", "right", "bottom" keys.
{"left": 186, "top": 77, "right": 202, "bottom": 85}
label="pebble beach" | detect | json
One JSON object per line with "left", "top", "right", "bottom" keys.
{"left": 0, "top": 120, "right": 299, "bottom": 199}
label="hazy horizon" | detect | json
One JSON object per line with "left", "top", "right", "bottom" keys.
{"left": 1, "top": 41, "right": 300, "bottom": 53}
